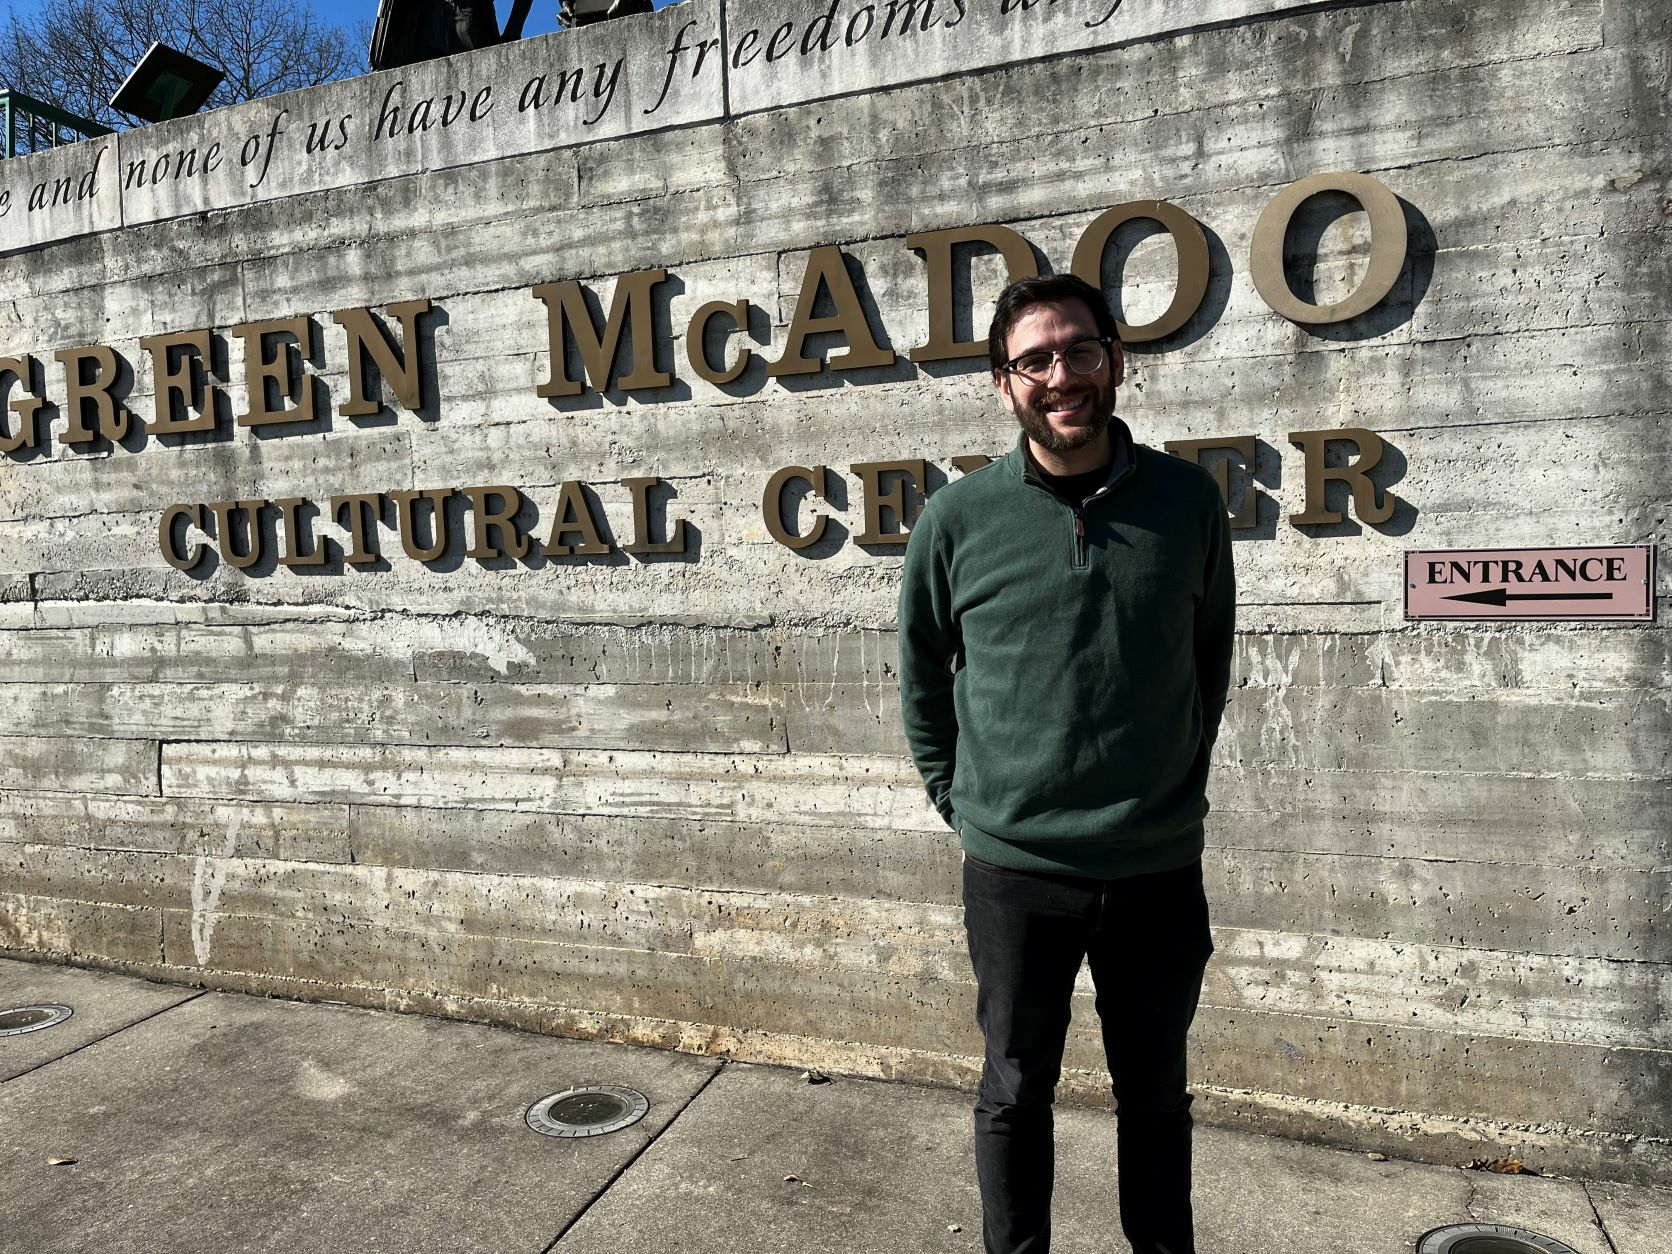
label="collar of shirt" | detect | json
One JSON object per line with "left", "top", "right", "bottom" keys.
{"left": 1018, "top": 415, "right": 1137, "bottom": 502}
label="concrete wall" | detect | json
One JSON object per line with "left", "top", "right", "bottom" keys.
{"left": 1, "top": 0, "right": 1668, "bottom": 1183}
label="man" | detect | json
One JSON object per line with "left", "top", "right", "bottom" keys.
{"left": 897, "top": 273, "right": 1234, "bottom": 1254}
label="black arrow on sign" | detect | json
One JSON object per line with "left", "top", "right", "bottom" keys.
{"left": 1442, "top": 588, "right": 1614, "bottom": 607}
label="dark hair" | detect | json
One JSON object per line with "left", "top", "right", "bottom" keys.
{"left": 987, "top": 274, "right": 1120, "bottom": 373}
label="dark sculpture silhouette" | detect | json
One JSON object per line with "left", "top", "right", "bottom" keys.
{"left": 371, "top": 0, "right": 535, "bottom": 70}
{"left": 557, "top": 0, "right": 654, "bottom": 28}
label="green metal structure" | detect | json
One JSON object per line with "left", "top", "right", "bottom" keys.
{"left": 1, "top": 90, "right": 112, "bottom": 159}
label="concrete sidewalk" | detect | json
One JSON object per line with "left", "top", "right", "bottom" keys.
{"left": 2, "top": 957, "right": 1665, "bottom": 1254}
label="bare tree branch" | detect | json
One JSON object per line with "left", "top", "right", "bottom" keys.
{"left": 2, "top": 0, "right": 369, "bottom": 143}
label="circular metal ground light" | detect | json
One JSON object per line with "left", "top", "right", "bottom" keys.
{"left": 0, "top": 1004, "right": 73, "bottom": 1037}
{"left": 525, "top": 1086, "right": 649, "bottom": 1139}
{"left": 1418, "top": 1225, "right": 1583, "bottom": 1254}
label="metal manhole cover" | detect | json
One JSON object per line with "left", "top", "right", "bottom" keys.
{"left": 525, "top": 1086, "right": 649, "bottom": 1138}
{"left": 1418, "top": 1224, "right": 1583, "bottom": 1254}
{"left": 0, "top": 1005, "right": 74, "bottom": 1037}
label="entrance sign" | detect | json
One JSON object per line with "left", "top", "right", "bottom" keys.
{"left": 1405, "top": 545, "right": 1655, "bottom": 621}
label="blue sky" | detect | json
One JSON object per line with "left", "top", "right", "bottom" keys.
{"left": 2, "top": 1, "right": 674, "bottom": 42}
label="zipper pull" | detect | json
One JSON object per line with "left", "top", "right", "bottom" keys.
{"left": 1074, "top": 513, "right": 1085, "bottom": 538}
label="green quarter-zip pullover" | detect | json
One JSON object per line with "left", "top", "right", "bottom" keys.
{"left": 897, "top": 421, "right": 1235, "bottom": 878}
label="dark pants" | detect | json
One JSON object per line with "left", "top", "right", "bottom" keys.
{"left": 962, "top": 854, "right": 1214, "bottom": 1254}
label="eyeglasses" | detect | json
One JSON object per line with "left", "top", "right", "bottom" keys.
{"left": 999, "top": 337, "right": 1113, "bottom": 383}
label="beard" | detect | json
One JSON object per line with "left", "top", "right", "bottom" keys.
{"left": 1010, "top": 375, "right": 1117, "bottom": 453}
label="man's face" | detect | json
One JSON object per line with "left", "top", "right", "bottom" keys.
{"left": 992, "top": 299, "right": 1124, "bottom": 454}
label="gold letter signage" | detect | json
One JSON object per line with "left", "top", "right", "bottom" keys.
{"left": 1251, "top": 171, "right": 1406, "bottom": 324}
{"left": 1071, "top": 200, "right": 1210, "bottom": 343}
{"left": 0, "top": 172, "right": 1428, "bottom": 575}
